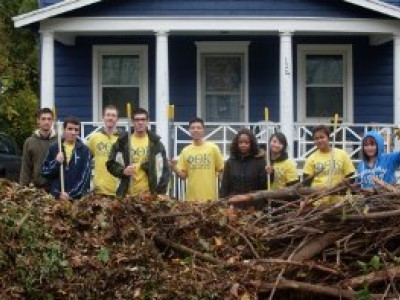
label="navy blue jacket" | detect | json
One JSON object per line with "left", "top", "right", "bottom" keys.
{"left": 41, "top": 138, "right": 91, "bottom": 199}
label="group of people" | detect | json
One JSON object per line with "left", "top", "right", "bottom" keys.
{"left": 19, "top": 106, "right": 400, "bottom": 205}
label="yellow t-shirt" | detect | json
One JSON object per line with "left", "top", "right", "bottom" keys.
{"left": 87, "top": 131, "right": 119, "bottom": 195}
{"left": 176, "top": 142, "right": 224, "bottom": 202}
{"left": 303, "top": 148, "right": 355, "bottom": 205}
{"left": 129, "top": 134, "right": 149, "bottom": 196}
{"left": 63, "top": 142, "right": 75, "bottom": 165}
{"left": 271, "top": 159, "right": 299, "bottom": 190}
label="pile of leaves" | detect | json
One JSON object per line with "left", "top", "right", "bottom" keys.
{"left": 1, "top": 178, "right": 400, "bottom": 299}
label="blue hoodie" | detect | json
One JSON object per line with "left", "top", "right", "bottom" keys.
{"left": 357, "top": 131, "right": 400, "bottom": 189}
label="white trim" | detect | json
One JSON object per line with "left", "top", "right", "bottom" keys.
{"left": 92, "top": 45, "right": 148, "bottom": 122}
{"left": 13, "top": 0, "right": 400, "bottom": 28}
{"left": 280, "top": 32, "right": 294, "bottom": 158}
{"left": 54, "top": 33, "right": 76, "bottom": 45}
{"left": 297, "top": 44, "right": 354, "bottom": 123}
{"left": 41, "top": 31, "right": 55, "bottom": 109}
{"left": 195, "top": 41, "right": 250, "bottom": 122}
{"left": 38, "top": 17, "right": 400, "bottom": 35}
{"left": 369, "top": 34, "right": 393, "bottom": 45}
{"left": 155, "top": 30, "right": 170, "bottom": 154}
{"left": 13, "top": 0, "right": 101, "bottom": 28}
{"left": 344, "top": 0, "right": 400, "bottom": 19}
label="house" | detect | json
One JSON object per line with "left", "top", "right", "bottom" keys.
{"left": 13, "top": 0, "right": 400, "bottom": 162}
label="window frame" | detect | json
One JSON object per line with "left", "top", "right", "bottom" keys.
{"left": 297, "top": 44, "right": 353, "bottom": 123}
{"left": 92, "top": 45, "right": 148, "bottom": 121}
{"left": 195, "top": 41, "right": 250, "bottom": 122}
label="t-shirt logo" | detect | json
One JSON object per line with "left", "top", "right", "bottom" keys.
{"left": 315, "top": 160, "right": 344, "bottom": 176}
{"left": 187, "top": 154, "right": 211, "bottom": 169}
{"left": 363, "top": 167, "right": 386, "bottom": 185}
{"left": 131, "top": 147, "right": 148, "bottom": 163}
{"left": 96, "top": 141, "right": 113, "bottom": 156}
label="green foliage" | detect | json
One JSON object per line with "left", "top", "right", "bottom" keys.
{"left": 0, "top": 0, "right": 38, "bottom": 147}
{"left": 98, "top": 247, "right": 110, "bottom": 263}
{"left": 0, "top": 88, "right": 37, "bottom": 146}
{"left": 357, "top": 255, "right": 382, "bottom": 275}
{"left": 355, "top": 286, "right": 372, "bottom": 300}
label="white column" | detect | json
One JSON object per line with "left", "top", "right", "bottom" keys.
{"left": 279, "top": 31, "right": 294, "bottom": 157}
{"left": 394, "top": 35, "right": 400, "bottom": 125}
{"left": 155, "top": 30, "right": 170, "bottom": 154}
{"left": 40, "top": 31, "right": 55, "bottom": 109}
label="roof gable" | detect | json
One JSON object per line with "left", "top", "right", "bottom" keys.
{"left": 13, "top": 0, "right": 400, "bottom": 28}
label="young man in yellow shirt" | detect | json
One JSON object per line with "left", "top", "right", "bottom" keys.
{"left": 86, "top": 105, "right": 120, "bottom": 196}
{"left": 107, "top": 108, "right": 169, "bottom": 197}
{"left": 171, "top": 118, "right": 224, "bottom": 202}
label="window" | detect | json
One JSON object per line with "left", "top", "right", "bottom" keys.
{"left": 93, "top": 45, "right": 148, "bottom": 120}
{"left": 297, "top": 45, "right": 353, "bottom": 122}
{"left": 196, "top": 42, "right": 249, "bottom": 122}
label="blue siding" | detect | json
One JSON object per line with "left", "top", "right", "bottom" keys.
{"left": 38, "top": 0, "right": 400, "bottom": 12}
{"left": 382, "top": 0, "right": 400, "bottom": 7}
{"left": 39, "top": 0, "right": 61, "bottom": 7}
{"left": 64, "top": 0, "right": 389, "bottom": 18}
{"left": 293, "top": 36, "right": 393, "bottom": 123}
{"left": 54, "top": 41, "right": 92, "bottom": 120}
{"left": 169, "top": 36, "right": 280, "bottom": 122}
{"left": 53, "top": 34, "right": 394, "bottom": 124}
{"left": 353, "top": 40, "right": 393, "bottom": 123}
{"left": 53, "top": 36, "right": 155, "bottom": 121}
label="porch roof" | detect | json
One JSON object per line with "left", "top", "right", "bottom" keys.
{"left": 13, "top": 0, "right": 400, "bottom": 28}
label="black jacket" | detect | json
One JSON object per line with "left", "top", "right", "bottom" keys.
{"left": 106, "top": 131, "right": 169, "bottom": 197}
{"left": 220, "top": 155, "right": 267, "bottom": 198}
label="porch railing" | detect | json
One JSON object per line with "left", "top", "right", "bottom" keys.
{"left": 80, "top": 121, "right": 400, "bottom": 198}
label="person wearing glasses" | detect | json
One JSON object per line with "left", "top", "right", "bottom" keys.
{"left": 106, "top": 107, "right": 169, "bottom": 197}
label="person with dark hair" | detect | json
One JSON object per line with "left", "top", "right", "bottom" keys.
{"left": 357, "top": 131, "right": 400, "bottom": 191}
{"left": 107, "top": 108, "right": 169, "bottom": 197}
{"left": 266, "top": 132, "right": 299, "bottom": 189}
{"left": 86, "top": 105, "right": 120, "bottom": 196}
{"left": 171, "top": 117, "right": 224, "bottom": 201}
{"left": 303, "top": 125, "right": 355, "bottom": 206}
{"left": 220, "top": 128, "right": 266, "bottom": 198}
{"left": 20, "top": 107, "right": 57, "bottom": 189}
{"left": 42, "top": 116, "right": 91, "bottom": 200}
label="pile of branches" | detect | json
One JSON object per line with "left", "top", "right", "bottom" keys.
{"left": 1, "top": 178, "right": 400, "bottom": 299}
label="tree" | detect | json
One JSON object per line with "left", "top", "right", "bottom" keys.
{"left": 0, "top": 0, "right": 39, "bottom": 147}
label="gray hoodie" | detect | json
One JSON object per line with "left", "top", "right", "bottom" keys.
{"left": 19, "top": 129, "right": 57, "bottom": 188}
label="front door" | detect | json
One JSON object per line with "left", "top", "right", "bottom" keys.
{"left": 201, "top": 54, "right": 244, "bottom": 122}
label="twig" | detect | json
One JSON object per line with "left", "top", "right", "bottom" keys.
{"left": 341, "top": 265, "right": 400, "bottom": 289}
{"left": 268, "top": 235, "right": 310, "bottom": 300}
{"left": 227, "top": 225, "right": 260, "bottom": 259}
{"left": 150, "top": 211, "right": 200, "bottom": 219}
{"left": 259, "top": 278, "right": 355, "bottom": 299}
{"left": 371, "top": 177, "right": 397, "bottom": 192}
{"left": 251, "top": 258, "right": 341, "bottom": 275}
{"left": 291, "top": 232, "right": 342, "bottom": 262}
{"left": 153, "top": 235, "right": 226, "bottom": 266}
